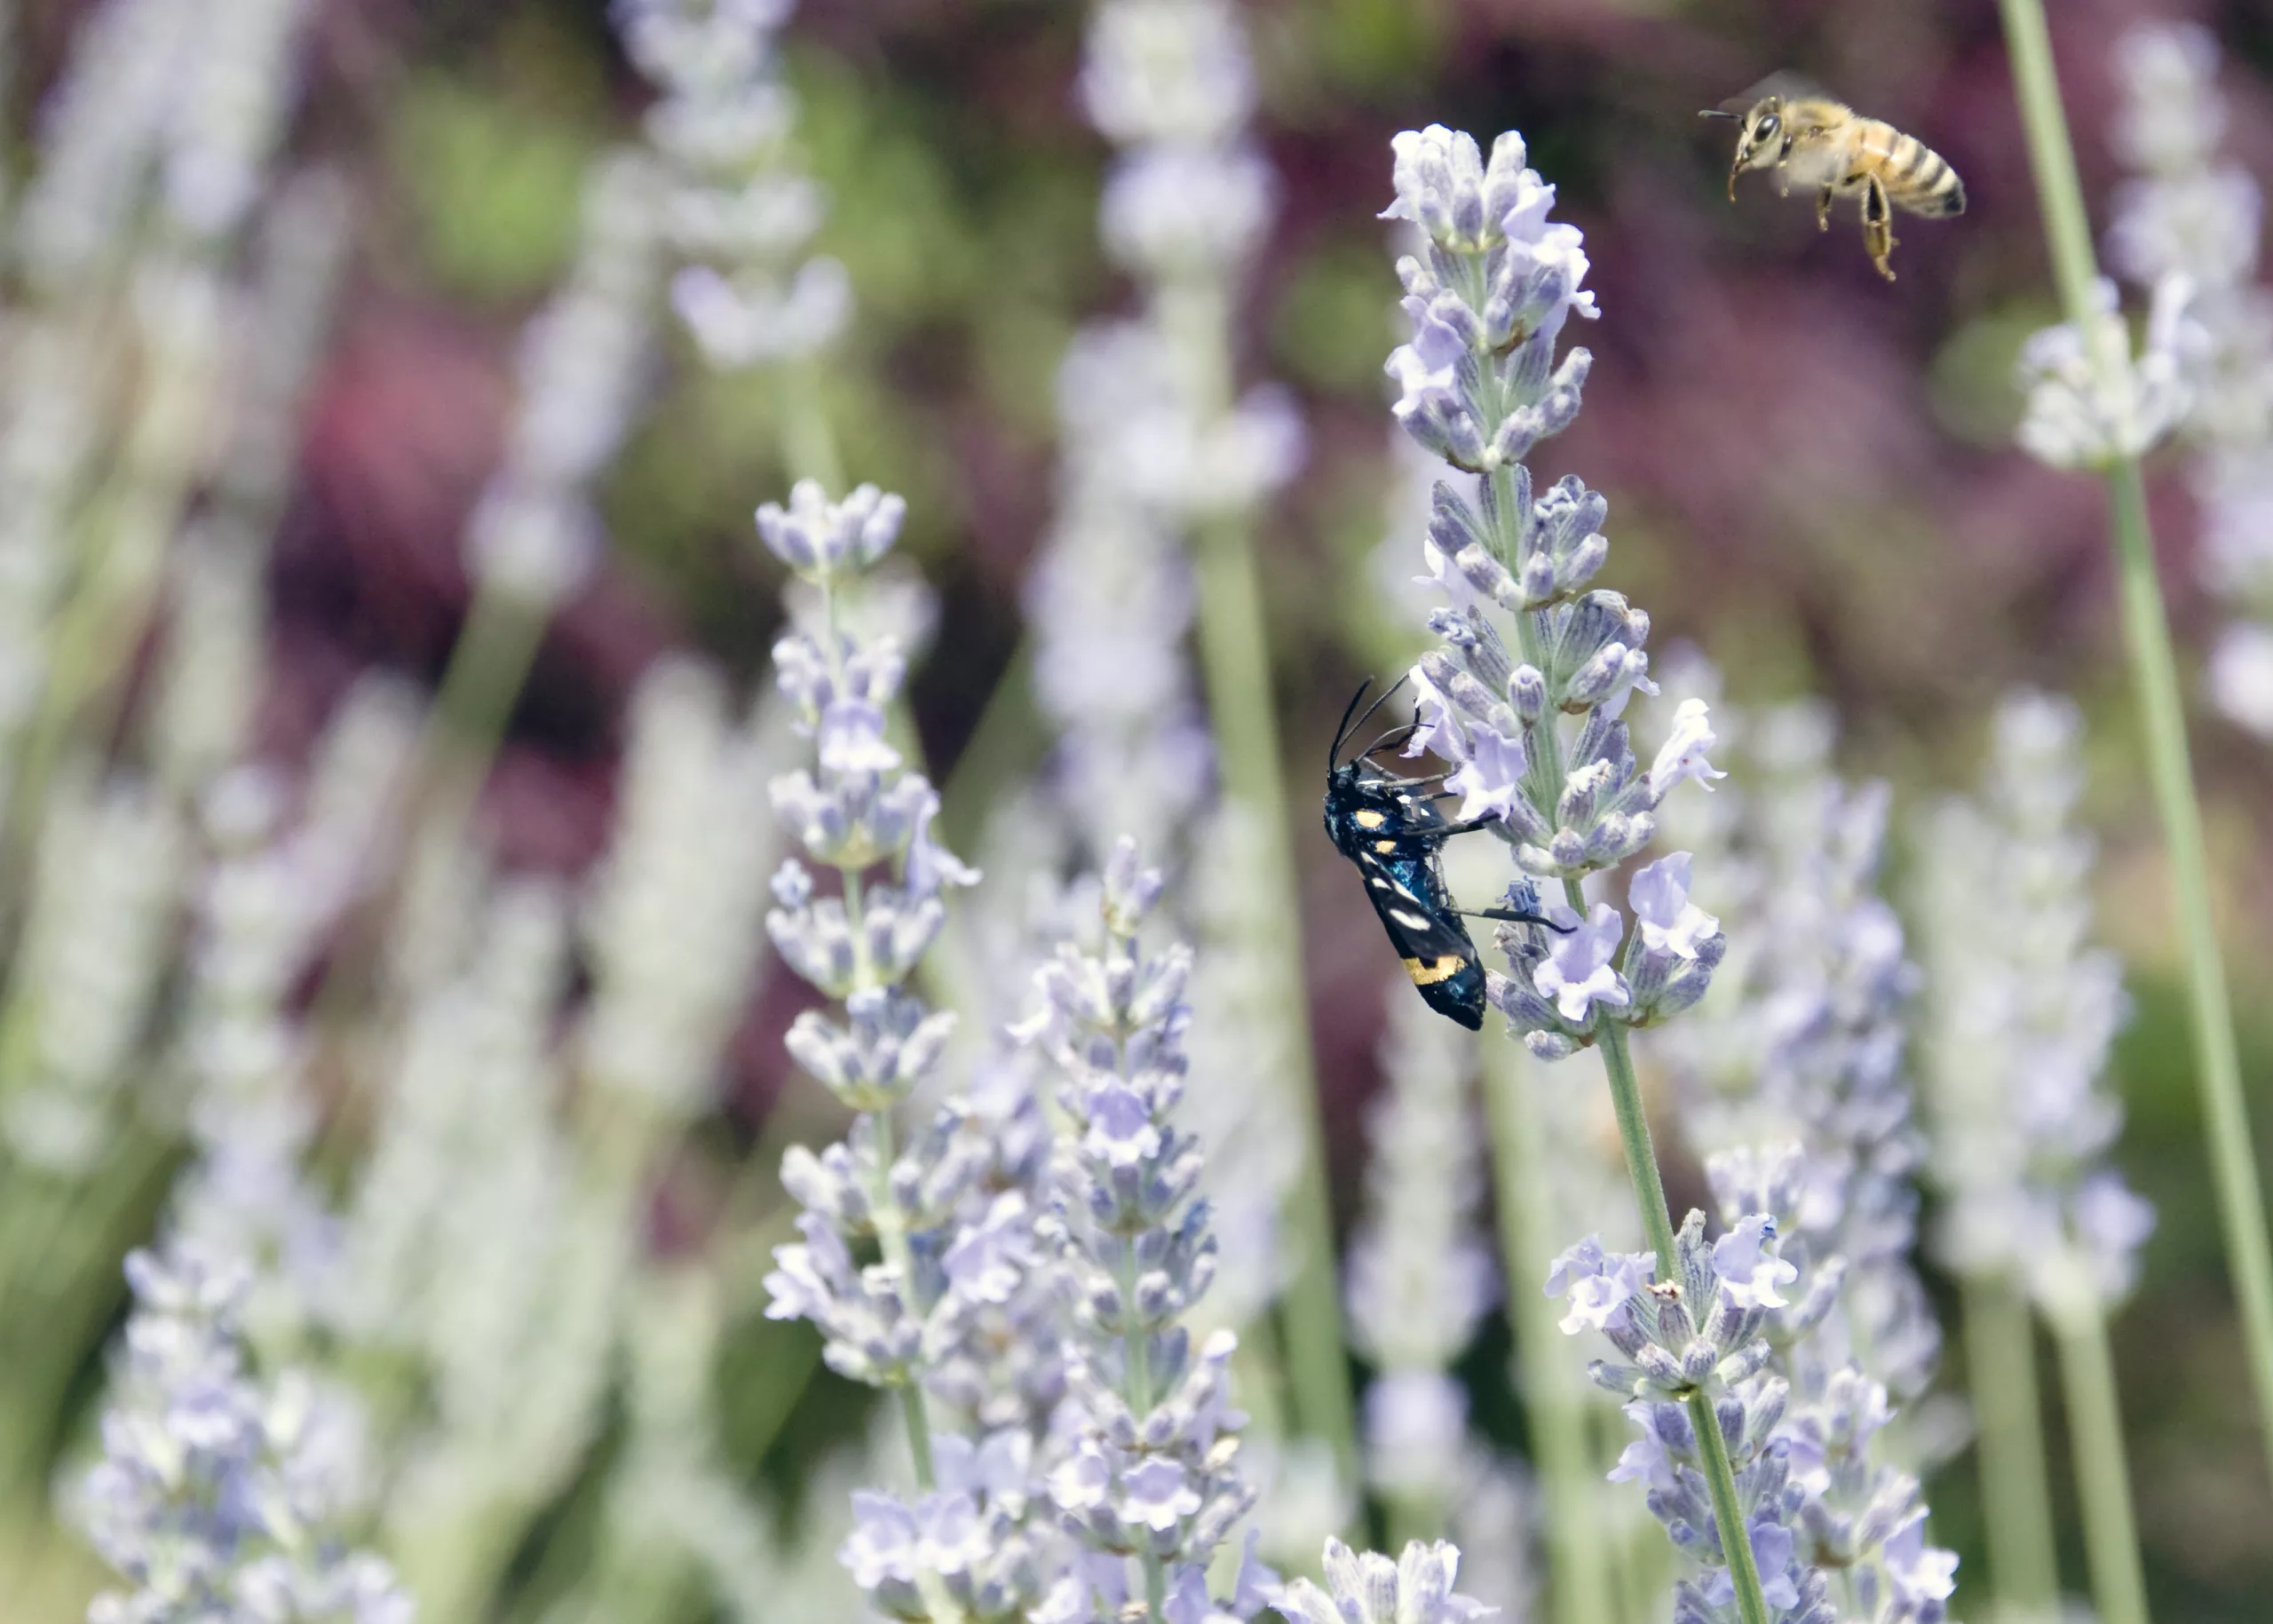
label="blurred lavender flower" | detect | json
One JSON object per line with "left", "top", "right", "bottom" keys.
{"left": 1019, "top": 839, "right": 1264, "bottom": 1621}
{"left": 1275, "top": 1538, "right": 1490, "bottom": 1624}
{"left": 0, "top": 767, "right": 184, "bottom": 1172}
{"left": 2014, "top": 273, "right": 2206, "bottom": 470}
{"left": 14, "top": 0, "right": 196, "bottom": 291}
{"left": 2105, "top": 21, "right": 2273, "bottom": 740}
{"left": 1029, "top": 0, "right": 1303, "bottom": 858}
{"left": 1027, "top": 324, "right": 1217, "bottom": 855}
{"left": 158, "top": 0, "right": 313, "bottom": 243}
{"left": 76, "top": 1242, "right": 409, "bottom": 1624}
{"left": 331, "top": 883, "right": 625, "bottom": 1612}
{"left": 1649, "top": 692, "right": 1942, "bottom": 1403}
{"left": 464, "top": 153, "right": 661, "bottom": 610}
{"left": 1913, "top": 692, "right": 2154, "bottom": 1315}
{"left": 156, "top": 173, "right": 350, "bottom": 797}
{"left": 1377, "top": 124, "right": 1726, "bottom": 1060}
{"left": 579, "top": 659, "right": 780, "bottom": 1137}
{"left": 617, "top": 0, "right": 851, "bottom": 367}
{"left": 166, "top": 772, "right": 341, "bottom": 1355}
{"left": 1346, "top": 980, "right": 1494, "bottom": 1514}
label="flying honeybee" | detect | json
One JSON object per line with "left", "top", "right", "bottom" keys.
{"left": 1702, "top": 77, "right": 1965, "bottom": 281}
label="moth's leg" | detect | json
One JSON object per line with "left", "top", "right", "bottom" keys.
{"left": 1461, "top": 906, "right": 1574, "bottom": 934}
{"left": 1863, "top": 174, "right": 1897, "bottom": 281}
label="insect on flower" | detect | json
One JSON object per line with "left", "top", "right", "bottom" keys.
{"left": 1324, "top": 679, "right": 1566, "bottom": 1030}
{"left": 1703, "top": 75, "right": 1965, "bottom": 281}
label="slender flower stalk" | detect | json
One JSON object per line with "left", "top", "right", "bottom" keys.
{"left": 1377, "top": 123, "right": 1786, "bottom": 1624}
{"left": 1956, "top": 1273, "right": 2058, "bottom": 1624}
{"left": 1070, "top": 0, "right": 1350, "bottom": 1480}
{"left": 1913, "top": 691, "right": 2158, "bottom": 1624}
{"left": 1996, "top": 0, "right": 2273, "bottom": 1490}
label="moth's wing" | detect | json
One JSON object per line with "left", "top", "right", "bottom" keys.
{"left": 1356, "top": 851, "right": 1487, "bottom": 1029}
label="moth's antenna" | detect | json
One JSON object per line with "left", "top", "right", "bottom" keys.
{"left": 1330, "top": 680, "right": 1373, "bottom": 769}
{"left": 1332, "top": 676, "right": 1406, "bottom": 767}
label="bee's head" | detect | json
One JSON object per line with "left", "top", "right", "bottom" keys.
{"left": 1702, "top": 96, "right": 1790, "bottom": 201}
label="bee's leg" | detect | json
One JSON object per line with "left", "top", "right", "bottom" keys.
{"left": 1862, "top": 175, "right": 1897, "bottom": 281}
{"left": 1816, "top": 186, "right": 1834, "bottom": 231}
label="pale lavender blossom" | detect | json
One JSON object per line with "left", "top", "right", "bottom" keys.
{"left": 75, "top": 1243, "right": 410, "bottom": 1624}
{"left": 463, "top": 153, "right": 661, "bottom": 609}
{"left": 2015, "top": 273, "right": 2206, "bottom": 470}
{"left": 1548, "top": 1213, "right": 1836, "bottom": 1624}
{"left": 616, "top": 0, "right": 851, "bottom": 367}
{"left": 1532, "top": 903, "right": 1630, "bottom": 1026}
{"left": 1345, "top": 985, "right": 1494, "bottom": 1508}
{"left": 1630, "top": 852, "right": 1719, "bottom": 961}
{"left": 1913, "top": 690, "right": 2156, "bottom": 1314}
{"left": 1647, "top": 688, "right": 1945, "bottom": 1402}
{"left": 2106, "top": 22, "right": 2273, "bottom": 738}
{"left": 1019, "top": 839, "right": 1263, "bottom": 1616}
{"left": 1274, "top": 1537, "right": 1493, "bottom": 1624}
{"left": 1375, "top": 123, "right": 1726, "bottom": 1058}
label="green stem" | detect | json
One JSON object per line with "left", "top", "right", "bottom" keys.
{"left": 1590, "top": 1025, "right": 1678, "bottom": 1275}
{"left": 775, "top": 358, "right": 844, "bottom": 492}
{"left": 1998, "top": 0, "right": 2273, "bottom": 1485}
{"left": 868, "top": 1102, "right": 935, "bottom": 1490}
{"left": 2046, "top": 1294, "right": 2151, "bottom": 1624}
{"left": 1593, "top": 1022, "right": 1766, "bottom": 1624}
{"left": 1960, "top": 1272, "right": 2062, "bottom": 1623}
{"left": 1189, "top": 513, "right": 1358, "bottom": 1489}
{"left": 1480, "top": 1038, "right": 1616, "bottom": 1624}
{"left": 423, "top": 582, "right": 550, "bottom": 829}
{"left": 1684, "top": 1386, "right": 1768, "bottom": 1624}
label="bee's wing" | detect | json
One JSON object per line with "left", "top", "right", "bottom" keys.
{"left": 1724, "top": 68, "right": 1836, "bottom": 112}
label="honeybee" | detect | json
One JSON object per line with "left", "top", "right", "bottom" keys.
{"left": 1702, "top": 78, "right": 1965, "bottom": 281}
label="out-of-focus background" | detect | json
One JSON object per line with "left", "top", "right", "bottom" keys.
{"left": 3, "top": 0, "right": 2271, "bottom": 1620}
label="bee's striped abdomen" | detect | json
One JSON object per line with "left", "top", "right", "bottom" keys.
{"left": 1872, "top": 120, "right": 1965, "bottom": 217}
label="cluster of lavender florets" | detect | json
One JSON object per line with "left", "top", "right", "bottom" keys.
{"left": 760, "top": 479, "right": 994, "bottom": 1400}
{"left": 2105, "top": 22, "right": 2273, "bottom": 736}
{"left": 1380, "top": 126, "right": 1729, "bottom": 1060}
{"left": 1913, "top": 692, "right": 2157, "bottom": 1319}
{"left": 76, "top": 1245, "right": 409, "bottom": 1624}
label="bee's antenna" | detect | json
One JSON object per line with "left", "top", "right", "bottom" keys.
{"left": 1698, "top": 108, "right": 1739, "bottom": 121}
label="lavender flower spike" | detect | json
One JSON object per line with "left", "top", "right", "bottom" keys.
{"left": 2105, "top": 22, "right": 2273, "bottom": 741}
{"left": 1915, "top": 691, "right": 2154, "bottom": 1315}
{"left": 1275, "top": 1537, "right": 1493, "bottom": 1624}
{"left": 1377, "top": 123, "right": 1726, "bottom": 1059}
{"left": 760, "top": 479, "right": 981, "bottom": 1469}
{"left": 1023, "top": 838, "right": 1263, "bottom": 1620}
{"left": 1547, "top": 1213, "right": 1840, "bottom": 1624}
{"left": 77, "top": 1241, "right": 411, "bottom": 1624}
